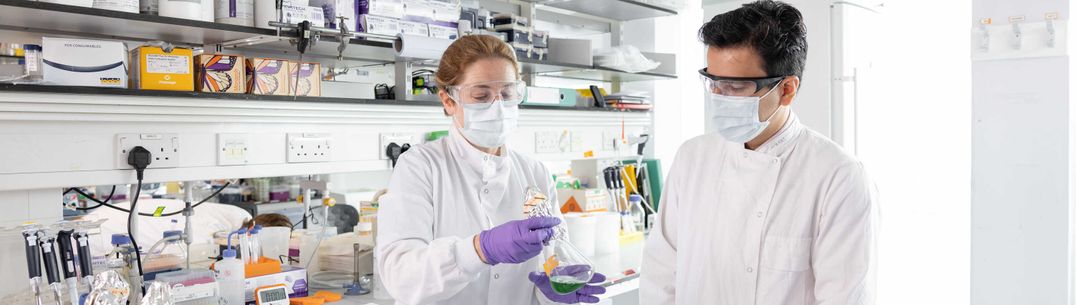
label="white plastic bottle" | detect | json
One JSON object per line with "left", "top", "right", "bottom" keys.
{"left": 215, "top": 248, "right": 245, "bottom": 305}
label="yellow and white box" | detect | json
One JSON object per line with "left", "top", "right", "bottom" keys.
{"left": 42, "top": 37, "right": 127, "bottom": 88}
{"left": 130, "top": 46, "right": 194, "bottom": 91}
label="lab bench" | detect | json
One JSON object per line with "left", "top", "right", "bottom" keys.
{"left": 329, "top": 273, "right": 640, "bottom": 305}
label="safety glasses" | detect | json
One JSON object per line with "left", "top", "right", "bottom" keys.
{"left": 446, "top": 80, "right": 528, "bottom": 108}
{"left": 698, "top": 68, "right": 786, "bottom": 97}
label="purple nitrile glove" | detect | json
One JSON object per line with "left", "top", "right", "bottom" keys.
{"left": 479, "top": 216, "right": 560, "bottom": 265}
{"left": 529, "top": 266, "right": 607, "bottom": 304}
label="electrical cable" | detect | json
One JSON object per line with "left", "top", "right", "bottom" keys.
{"left": 70, "top": 186, "right": 117, "bottom": 211}
{"left": 127, "top": 182, "right": 145, "bottom": 293}
{"left": 66, "top": 182, "right": 232, "bottom": 216}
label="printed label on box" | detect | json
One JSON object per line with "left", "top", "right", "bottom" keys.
{"left": 147, "top": 54, "right": 191, "bottom": 74}
{"left": 429, "top": 24, "right": 458, "bottom": 40}
{"left": 399, "top": 20, "right": 430, "bottom": 36}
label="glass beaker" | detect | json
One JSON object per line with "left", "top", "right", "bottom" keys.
{"left": 525, "top": 187, "right": 595, "bottom": 294}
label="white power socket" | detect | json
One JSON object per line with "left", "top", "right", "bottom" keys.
{"left": 535, "top": 131, "right": 561, "bottom": 154}
{"left": 536, "top": 130, "right": 572, "bottom": 154}
{"left": 380, "top": 133, "right": 421, "bottom": 160}
{"left": 115, "top": 133, "right": 180, "bottom": 169}
{"left": 217, "top": 133, "right": 250, "bottom": 166}
{"left": 287, "top": 133, "right": 332, "bottom": 163}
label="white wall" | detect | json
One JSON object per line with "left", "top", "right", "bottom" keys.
{"left": 971, "top": 0, "right": 1071, "bottom": 304}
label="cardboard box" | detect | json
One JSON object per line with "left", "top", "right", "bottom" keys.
{"left": 130, "top": 46, "right": 194, "bottom": 91}
{"left": 246, "top": 58, "right": 291, "bottom": 95}
{"left": 311, "top": 0, "right": 355, "bottom": 28}
{"left": 42, "top": 37, "right": 127, "bottom": 88}
{"left": 399, "top": 19, "right": 430, "bottom": 36}
{"left": 289, "top": 61, "right": 322, "bottom": 97}
{"left": 428, "top": 23, "right": 459, "bottom": 40}
{"left": 427, "top": 0, "right": 461, "bottom": 23}
{"left": 243, "top": 266, "right": 308, "bottom": 305}
{"left": 402, "top": 0, "right": 434, "bottom": 21}
{"left": 282, "top": 2, "right": 325, "bottom": 26}
{"left": 196, "top": 54, "right": 246, "bottom": 94}
{"left": 357, "top": 0, "right": 405, "bottom": 19}
{"left": 359, "top": 14, "right": 400, "bottom": 36}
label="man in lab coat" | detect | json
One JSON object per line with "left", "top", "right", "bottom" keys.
{"left": 640, "top": 1, "right": 877, "bottom": 304}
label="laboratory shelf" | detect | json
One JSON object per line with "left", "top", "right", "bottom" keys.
{"left": 0, "top": 0, "right": 273, "bottom": 46}
{"left": 531, "top": 0, "right": 678, "bottom": 21}
{"left": 538, "top": 66, "right": 678, "bottom": 82}
{"left": 0, "top": 84, "right": 650, "bottom": 113}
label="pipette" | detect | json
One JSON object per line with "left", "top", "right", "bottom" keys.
{"left": 38, "top": 230, "right": 64, "bottom": 305}
{"left": 20, "top": 224, "right": 44, "bottom": 305}
{"left": 56, "top": 229, "right": 80, "bottom": 305}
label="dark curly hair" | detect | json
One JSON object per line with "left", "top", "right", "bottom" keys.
{"left": 699, "top": 0, "right": 808, "bottom": 79}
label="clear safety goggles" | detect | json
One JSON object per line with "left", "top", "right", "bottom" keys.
{"left": 699, "top": 68, "right": 786, "bottom": 97}
{"left": 446, "top": 80, "right": 527, "bottom": 108}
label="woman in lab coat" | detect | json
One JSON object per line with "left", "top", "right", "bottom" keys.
{"left": 375, "top": 35, "right": 606, "bottom": 305}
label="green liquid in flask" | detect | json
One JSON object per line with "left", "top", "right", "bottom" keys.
{"left": 550, "top": 276, "right": 587, "bottom": 294}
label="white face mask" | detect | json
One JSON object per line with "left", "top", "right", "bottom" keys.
{"left": 458, "top": 101, "right": 520, "bottom": 149}
{"left": 708, "top": 82, "right": 783, "bottom": 144}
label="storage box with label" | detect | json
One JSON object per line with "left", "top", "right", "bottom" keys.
{"left": 246, "top": 58, "right": 290, "bottom": 95}
{"left": 427, "top": 0, "right": 461, "bottom": 22}
{"left": 282, "top": 3, "right": 326, "bottom": 26}
{"left": 402, "top": 0, "right": 434, "bottom": 21}
{"left": 130, "top": 46, "right": 194, "bottom": 91}
{"left": 399, "top": 19, "right": 430, "bottom": 36}
{"left": 42, "top": 37, "right": 127, "bottom": 88}
{"left": 357, "top": 0, "right": 404, "bottom": 19}
{"left": 429, "top": 23, "right": 459, "bottom": 40}
{"left": 359, "top": 14, "right": 401, "bottom": 36}
{"left": 289, "top": 61, "right": 322, "bottom": 97}
{"left": 196, "top": 54, "right": 245, "bottom": 93}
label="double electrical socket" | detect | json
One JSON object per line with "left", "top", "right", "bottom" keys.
{"left": 287, "top": 133, "right": 332, "bottom": 163}
{"left": 115, "top": 133, "right": 180, "bottom": 169}
{"left": 535, "top": 130, "right": 572, "bottom": 154}
{"left": 380, "top": 133, "right": 421, "bottom": 160}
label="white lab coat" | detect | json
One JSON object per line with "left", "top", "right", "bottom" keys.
{"left": 376, "top": 127, "right": 560, "bottom": 305}
{"left": 641, "top": 114, "right": 877, "bottom": 305}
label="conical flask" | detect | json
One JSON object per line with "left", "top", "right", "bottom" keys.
{"left": 525, "top": 187, "right": 595, "bottom": 295}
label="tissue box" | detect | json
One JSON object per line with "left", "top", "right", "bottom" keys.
{"left": 429, "top": 23, "right": 459, "bottom": 40}
{"left": 282, "top": 3, "right": 326, "bottom": 26}
{"left": 399, "top": 19, "right": 430, "bottom": 36}
{"left": 359, "top": 14, "right": 401, "bottom": 36}
{"left": 196, "top": 54, "right": 245, "bottom": 94}
{"left": 42, "top": 37, "right": 127, "bottom": 88}
{"left": 130, "top": 46, "right": 194, "bottom": 91}
{"left": 428, "top": 0, "right": 461, "bottom": 22}
{"left": 289, "top": 61, "right": 322, "bottom": 97}
{"left": 358, "top": 0, "right": 405, "bottom": 19}
{"left": 246, "top": 58, "right": 291, "bottom": 95}
{"left": 311, "top": 0, "right": 355, "bottom": 28}
{"left": 402, "top": 0, "right": 434, "bottom": 21}
{"left": 243, "top": 266, "right": 308, "bottom": 305}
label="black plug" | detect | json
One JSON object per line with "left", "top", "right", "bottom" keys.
{"left": 401, "top": 143, "right": 412, "bottom": 154}
{"left": 127, "top": 146, "right": 152, "bottom": 181}
{"left": 386, "top": 143, "right": 403, "bottom": 168}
